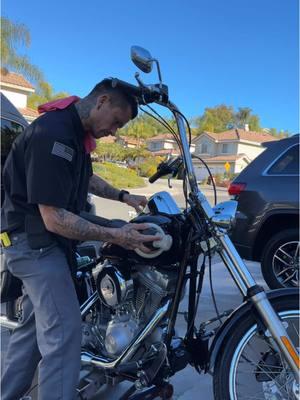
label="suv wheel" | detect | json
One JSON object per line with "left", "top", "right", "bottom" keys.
{"left": 261, "top": 229, "right": 299, "bottom": 289}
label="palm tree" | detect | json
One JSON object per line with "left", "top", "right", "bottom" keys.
{"left": 27, "top": 81, "right": 69, "bottom": 109}
{"left": 1, "top": 17, "right": 43, "bottom": 83}
{"left": 235, "top": 107, "right": 252, "bottom": 128}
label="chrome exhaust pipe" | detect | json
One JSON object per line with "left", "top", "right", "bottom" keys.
{"left": 81, "top": 300, "right": 170, "bottom": 369}
{"left": 0, "top": 315, "right": 19, "bottom": 330}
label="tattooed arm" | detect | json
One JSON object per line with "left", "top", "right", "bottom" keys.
{"left": 89, "top": 174, "right": 148, "bottom": 211}
{"left": 38, "top": 204, "right": 161, "bottom": 252}
{"left": 88, "top": 174, "right": 120, "bottom": 201}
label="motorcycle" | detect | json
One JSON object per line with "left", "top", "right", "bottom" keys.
{"left": 1, "top": 46, "right": 299, "bottom": 400}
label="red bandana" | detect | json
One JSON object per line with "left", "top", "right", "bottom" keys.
{"left": 38, "top": 96, "right": 97, "bottom": 154}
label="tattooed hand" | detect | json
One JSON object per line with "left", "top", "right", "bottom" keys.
{"left": 114, "top": 223, "right": 162, "bottom": 253}
{"left": 123, "top": 194, "right": 148, "bottom": 213}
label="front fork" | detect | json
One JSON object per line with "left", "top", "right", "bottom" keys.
{"left": 218, "top": 232, "right": 299, "bottom": 381}
{"left": 172, "top": 105, "right": 299, "bottom": 379}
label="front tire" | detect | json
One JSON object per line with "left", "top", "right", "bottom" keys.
{"left": 261, "top": 229, "right": 299, "bottom": 289}
{"left": 213, "top": 296, "right": 299, "bottom": 400}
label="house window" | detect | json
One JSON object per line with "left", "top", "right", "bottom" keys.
{"left": 222, "top": 143, "right": 229, "bottom": 153}
{"left": 201, "top": 143, "right": 208, "bottom": 153}
{"left": 150, "top": 142, "right": 162, "bottom": 151}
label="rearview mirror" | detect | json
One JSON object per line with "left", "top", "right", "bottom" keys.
{"left": 131, "top": 46, "right": 153, "bottom": 73}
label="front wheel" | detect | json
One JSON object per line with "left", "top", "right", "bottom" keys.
{"left": 213, "top": 297, "right": 299, "bottom": 400}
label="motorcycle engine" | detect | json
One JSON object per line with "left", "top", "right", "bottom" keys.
{"left": 93, "top": 261, "right": 179, "bottom": 357}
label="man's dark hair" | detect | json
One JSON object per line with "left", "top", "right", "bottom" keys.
{"left": 87, "top": 79, "right": 138, "bottom": 119}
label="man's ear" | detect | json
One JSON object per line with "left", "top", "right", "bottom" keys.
{"left": 96, "top": 94, "right": 109, "bottom": 110}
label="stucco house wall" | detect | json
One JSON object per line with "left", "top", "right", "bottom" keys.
{"left": 148, "top": 139, "right": 175, "bottom": 151}
{"left": 237, "top": 142, "right": 265, "bottom": 161}
{"left": 194, "top": 135, "right": 216, "bottom": 155}
{"left": 0, "top": 88, "right": 28, "bottom": 109}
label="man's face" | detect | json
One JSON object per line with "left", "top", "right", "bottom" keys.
{"left": 89, "top": 95, "right": 132, "bottom": 139}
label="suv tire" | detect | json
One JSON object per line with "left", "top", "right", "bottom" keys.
{"left": 261, "top": 228, "right": 299, "bottom": 289}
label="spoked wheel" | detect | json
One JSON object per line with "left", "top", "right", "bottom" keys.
{"left": 213, "top": 297, "right": 299, "bottom": 400}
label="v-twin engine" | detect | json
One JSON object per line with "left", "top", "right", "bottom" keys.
{"left": 82, "top": 262, "right": 178, "bottom": 357}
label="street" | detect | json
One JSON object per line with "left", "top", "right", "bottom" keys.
{"left": 1, "top": 181, "right": 265, "bottom": 399}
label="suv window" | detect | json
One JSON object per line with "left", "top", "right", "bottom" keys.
{"left": 1, "top": 118, "right": 24, "bottom": 160}
{"left": 267, "top": 144, "right": 299, "bottom": 175}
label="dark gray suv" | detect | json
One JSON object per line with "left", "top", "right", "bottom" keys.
{"left": 1, "top": 93, "right": 28, "bottom": 206}
{"left": 229, "top": 134, "right": 299, "bottom": 289}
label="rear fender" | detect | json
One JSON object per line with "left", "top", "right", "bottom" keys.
{"left": 209, "top": 288, "right": 299, "bottom": 371}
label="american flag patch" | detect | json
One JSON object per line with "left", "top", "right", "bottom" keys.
{"left": 51, "top": 142, "right": 74, "bottom": 162}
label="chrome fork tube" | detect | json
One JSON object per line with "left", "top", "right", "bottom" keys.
{"left": 218, "top": 248, "right": 248, "bottom": 296}
{"left": 218, "top": 233, "right": 257, "bottom": 297}
{"left": 218, "top": 233, "right": 299, "bottom": 379}
{"left": 250, "top": 291, "right": 300, "bottom": 380}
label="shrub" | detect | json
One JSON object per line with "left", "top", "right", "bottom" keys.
{"left": 93, "top": 162, "right": 146, "bottom": 189}
{"left": 138, "top": 157, "right": 164, "bottom": 178}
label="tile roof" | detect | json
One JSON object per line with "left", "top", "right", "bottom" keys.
{"left": 147, "top": 133, "right": 175, "bottom": 141}
{"left": 148, "top": 133, "right": 196, "bottom": 142}
{"left": 200, "top": 129, "right": 277, "bottom": 143}
{"left": 119, "top": 136, "right": 143, "bottom": 145}
{"left": 99, "top": 135, "right": 117, "bottom": 143}
{"left": 0, "top": 69, "right": 35, "bottom": 90}
{"left": 196, "top": 154, "right": 250, "bottom": 162}
{"left": 18, "top": 107, "right": 39, "bottom": 118}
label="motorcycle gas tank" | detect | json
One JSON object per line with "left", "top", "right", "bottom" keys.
{"left": 102, "top": 214, "right": 184, "bottom": 267}
{"left": 144, "top": 191, "right": 181, "bottom": 216}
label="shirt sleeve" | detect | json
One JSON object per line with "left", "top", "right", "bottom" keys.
{"left": 24, "top": 126, "right": 76, "bottom": 209}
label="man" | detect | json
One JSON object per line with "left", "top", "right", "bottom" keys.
{"left": 1, "top": 79, "right": 160, "bottom": 399}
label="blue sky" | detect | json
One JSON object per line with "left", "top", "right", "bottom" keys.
{"left": 3, "top": 0, "right": 299, "bottom": 133}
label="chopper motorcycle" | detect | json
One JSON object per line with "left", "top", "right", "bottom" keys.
{"left": 0, "top": 46, "right": 299, "bottom": 400}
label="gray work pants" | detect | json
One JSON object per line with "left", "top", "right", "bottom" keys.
{"left": 1, "top": 233, "right": 82, "bottom": 400}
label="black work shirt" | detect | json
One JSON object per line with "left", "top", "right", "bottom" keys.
{"left": 1, "top": 104, "right": 93, "bottom": 232}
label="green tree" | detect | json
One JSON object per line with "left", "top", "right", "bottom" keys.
{"left": 195, "top": 104, "right": 235, "bottom": 133}
{"left": 120, "top": 113, "right": 177, "bottom": 139}
{"left": 195, "top": 105, "right": 263, "bottom": 134}
{"left": 269, "top": 128, "right": 278, "bottom": 136}
{"left": 1, "top": 17, "right": 43, "bottom": 83}
{"left": 268, "top": 128, "right": 289, "bottom": 138}
{"left": 235, "top": 107, "right": 261, "bottom": 131}
{"left": 235, "top": 107, "right": 252, "bottom": 126}
{"left": 94, "top": 142, "right": 126, "bottom": 162}
{"left": 138, "top": 156, "right": 164, "bottom": 177}
{"left": 28, "top": 81, "right": 69, "bottom": 109}
{"left": 247, "top": 115, "right": 261, "bottom": 131}
{"left": 278, "top": 130, "right": 290, "bottom": 138}
{"left": 125, "top": 146, "right": 150, "bottom": 162}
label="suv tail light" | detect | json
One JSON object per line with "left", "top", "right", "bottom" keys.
{"left": 228, "top": 182, "right": 247, "bottom": 196}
